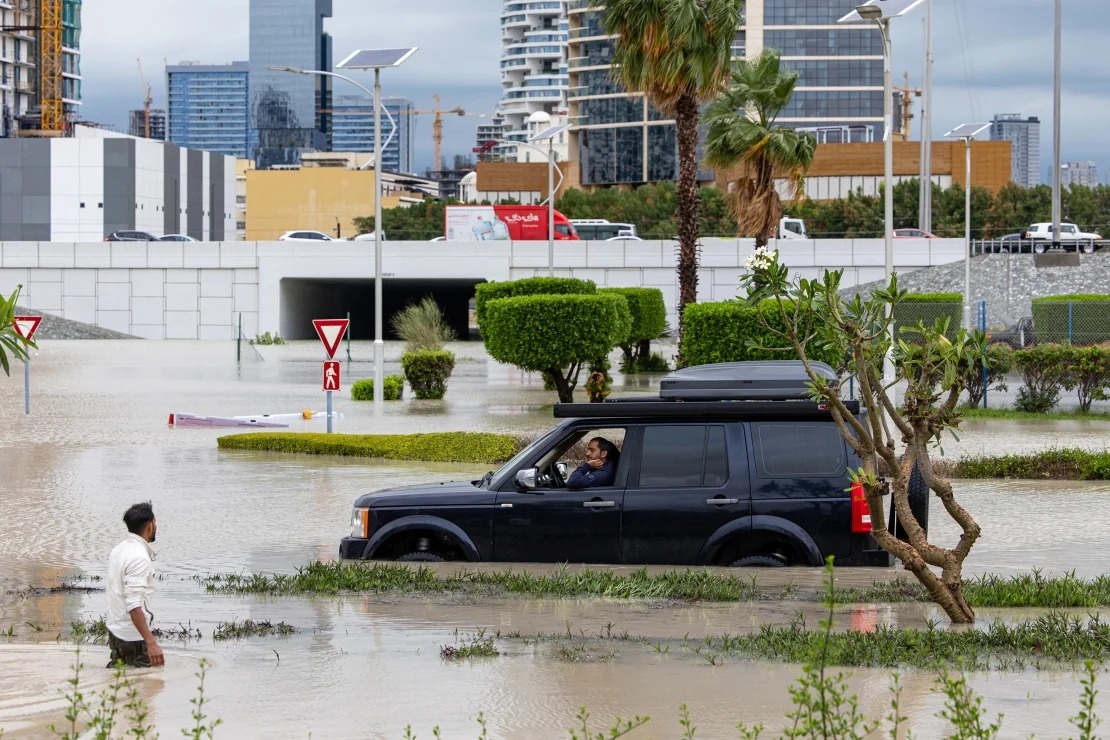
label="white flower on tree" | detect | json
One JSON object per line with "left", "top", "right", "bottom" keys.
{"left": 746, "top": 246, "right": 779, "bottom": 271}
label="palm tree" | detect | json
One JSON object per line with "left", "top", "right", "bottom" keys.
{"left": 703, "top": 50, "right": 817, "bottom": 249}
{"left": 596, "top": 0, "right": 743, "bottom": 364}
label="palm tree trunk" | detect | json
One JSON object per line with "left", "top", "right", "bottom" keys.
{"left": 674, "top": 93, "right": 701, "bottom": 368}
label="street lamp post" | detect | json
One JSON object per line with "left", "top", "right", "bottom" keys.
{"left": 1051, "top": 0, "right": 1063, "bottom": 251}
{"left": 945, "top": 123, "right": 990, "bottom": 331}
{"left": 840, "top": 0, "right": 923, "bottom": 387}
{"left": 529, "top": 119, "right": 569, "bottom": 278}
{"left": 269, "top": 50, "right": 416, "bottom": 407}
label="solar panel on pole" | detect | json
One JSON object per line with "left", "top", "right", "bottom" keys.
{"left": 838, "top": 0, "right": 925, "bottom": 22}
{"left": 337, "top": 48, "right": 418, "bottom": 70}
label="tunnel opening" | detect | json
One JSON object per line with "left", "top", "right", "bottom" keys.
{"left": 280, "top": 278, "right": 486, "bottom": 340}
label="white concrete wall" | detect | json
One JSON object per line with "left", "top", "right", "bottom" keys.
{"left": 135, "top": 138, "right": 165, "bottom": 236}
{"left": 1, "top": 238, "right": 965, "bottom": 340}
{"left": 50, "top": 138, "right": 106, "bottom": 242}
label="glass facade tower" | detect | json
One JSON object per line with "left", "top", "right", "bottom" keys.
{"left": 167, "top": 62, "right": 250, "bottom": 158}
{"left": 567, "top": 0, "right": 884, "bottom": 186}
{"left": 248, "top": 0, "right": 333, "bottom": 169}
{"left": 330, "top": 95, "right": 415, "bottom": 173}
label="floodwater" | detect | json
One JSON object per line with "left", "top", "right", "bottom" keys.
{"left": 1, "top": 340, "right": 1109, "bottom": 738}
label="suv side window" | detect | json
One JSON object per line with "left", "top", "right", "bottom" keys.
{"left": 637, "top": 424, "right": 728, "bottom": 488}
{"left": 752, "top": 423, "right": 845, "bottom": 478}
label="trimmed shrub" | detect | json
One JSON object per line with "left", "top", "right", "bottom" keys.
{"left": 1060, "top": 345, "right": 1110, "bottom": 413}
{"left": 217, "top": 431, "right": 524, "bottom": 464}
{"left": 483, "top": 293, "right": 632, "bottom": 402}
{"left": 401, "top": 349, "right": 456, "bottom": 399}
{"left": 1032, "top": 295, "right": 1110, "bottom": 346}
{"left": 961, "top": 342, "right": 1012, "bottom": 408}
{"left": 600, "top": 287, "right": 668, "bottom": 373}
{"left": 680, "top": 300, "right": 843, "bottom": 367}
{"left": 351, "top": 375, "right": 404, "bottom": 401}
{"left": 474, "top": 277, "right": 596, "bottom": 330}
{"left": 894, "top": 293, "right": 963, "bottom": 339}
{"left": 1012, "top": 344, "right": 1070, "bottom": 413}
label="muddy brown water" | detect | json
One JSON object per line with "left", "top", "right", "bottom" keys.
{"left": 1, "top": 340, "right": 1109, "bottom": 738}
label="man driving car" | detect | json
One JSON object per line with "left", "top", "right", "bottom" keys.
{"left": 566, "top": 437, "right": 619, "bottom": 489}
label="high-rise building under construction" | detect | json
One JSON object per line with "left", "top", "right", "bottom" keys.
{"left": 0, "top": 0, "right": 82, "bottom": 136}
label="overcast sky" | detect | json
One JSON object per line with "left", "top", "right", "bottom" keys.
{"left": 80, "top": 0, "right": 1106, "bottom": 181}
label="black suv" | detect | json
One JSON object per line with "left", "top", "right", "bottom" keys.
{"left": 105, "top": 230, "right": 158, "bottom": 242}
{"left": 339, "top": 362, "right": 903, "bottom": 567}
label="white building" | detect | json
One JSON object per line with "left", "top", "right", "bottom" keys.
{"left": 497, "top": 0, "right": 569, "bottom": 162}
{"left": 990, "top": 114, "right": 1040, "bottom": 188}
{"left": 1061, "top": 161, "right": 1099, "bottom": 188}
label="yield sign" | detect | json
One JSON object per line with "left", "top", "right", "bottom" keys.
{"left": 312, "top": 318, "right": 349, "bottom": 359}
{"left": 13, "top": 316, "right": 42, "bottom": 341}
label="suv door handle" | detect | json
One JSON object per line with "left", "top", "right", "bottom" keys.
{"left": 583, "top": 500, "right": 615, "bottom": 509}
{"left": 706, "top": 497, "right": 739, "bottom": 506}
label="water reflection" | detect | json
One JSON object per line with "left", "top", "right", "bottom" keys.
{"left": 2, "top": 341, "right": 1109, "bottom": 737}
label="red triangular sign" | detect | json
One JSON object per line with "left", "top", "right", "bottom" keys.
{"left": 13, "top": 316, "right": 42, "bottom": 341}
{"left": 313, "top": 319, "right": 349, "bottom": 359}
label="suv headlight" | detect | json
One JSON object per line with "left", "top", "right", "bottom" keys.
{"left": 350, "top": 507, "right": 369, "bottom": 539}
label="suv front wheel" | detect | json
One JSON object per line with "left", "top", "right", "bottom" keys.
{"left": 729, "top": 554, "right": 787, "bottom": 567}
{"left": 397, "top": 551, "right": 445, "bottom": 562}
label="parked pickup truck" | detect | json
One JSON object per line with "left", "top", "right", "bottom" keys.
{"left": 986, "top": 317, "right": 1035, "bottom": 349}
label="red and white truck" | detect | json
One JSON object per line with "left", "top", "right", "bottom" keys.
{"left": 444, "top": 205, "right": 580, "bottom": 241}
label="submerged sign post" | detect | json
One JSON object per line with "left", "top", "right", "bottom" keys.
{"left": 313, "top": 319, "right": 349, "bottom": 433}
{"left": 12, "top": 316, "right": 42, "bottom": 415}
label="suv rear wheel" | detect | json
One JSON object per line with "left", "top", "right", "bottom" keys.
{"left": 729, "top": 554, "right": 787, "bottom": 567}
{"left": 397, "top": 552, "right": 445, "bottom": 562}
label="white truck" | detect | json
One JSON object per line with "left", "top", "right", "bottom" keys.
{"left": 775, "top": 217, "right": 808, "bottom": 240}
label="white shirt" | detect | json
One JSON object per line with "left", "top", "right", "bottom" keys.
{"left": 106, "top": 533, "right": 156, "bottom": 642}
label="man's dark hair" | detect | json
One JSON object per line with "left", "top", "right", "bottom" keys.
{"left": 591, "top": 437, "right": 620, "bottom": 466}
{"left": 123, "top": 502, "right": 155, "bottom": 534}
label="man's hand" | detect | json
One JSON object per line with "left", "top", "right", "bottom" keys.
{"left": 146, "top": 640, "right": 165, "bottom": 667}
{"left": 587, "top": 458, "right": 605, "bottom": 470}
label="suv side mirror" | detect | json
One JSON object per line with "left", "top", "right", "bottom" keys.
{"left": 515, "top": 468, "right": 538, "bottom": 490}
{"left": 556, "top": 461, "right": 568, "bottom": 478}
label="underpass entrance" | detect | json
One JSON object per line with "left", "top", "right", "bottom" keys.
{"left": 279, "top": 277, "right": 486, "bottom": 340}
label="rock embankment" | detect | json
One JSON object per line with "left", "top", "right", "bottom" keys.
{"left": 846, "top": 253, "right": 1110, "bottom": 328}
{"left": 12, "top": 306, "right": 138, "bottom": 340}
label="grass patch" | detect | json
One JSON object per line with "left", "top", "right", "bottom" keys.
{"left": 203, "top": 561, "right": 762, "bottom": 601}
{"left": 963, "top": 407, "right": 1110, "bottom": 422}
{"left": 440, "top": 628, "right": 499, "bottom": 660}
{"left": 203, "top": 562, "right": 1110, "bottom": 608}
{"left": 212, "top": 619, "right": 296, "bottom": 641}
{"left": 939, "top": 447, "right": 1110, "bottom": 480}
{"left": 216, "top": 431, "right": 525, "bottom": 464}
{"left": 703, "top": 611, "right": 1110, "bottom": 670}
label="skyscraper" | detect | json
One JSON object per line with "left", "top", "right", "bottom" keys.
{"left": 129, "top": 109, "right": 167, "bottom": 141}
{"left": 567, "top": 0, "right": 884, "bottom": 186}
{"left": 0, "top": 0, "right": 82, "bottom": 136}
{"left": 167, "top": 62, "right": 250, "bottom": 158}
{"left": 1061, "top": 161, "right": 1098, "bottom": 188}
{"left": 248, "top": 0, "right": 333, "bottom": 169}
{"left": 330, "top": 94, "right": 415, "bottom": 173}
{"left": 497, "top": 0, "right": 568, "bottom": 159}
{"left": 990, "top": 114, "right": 1040, "bottom": 188}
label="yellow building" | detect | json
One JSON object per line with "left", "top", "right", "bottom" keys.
{"left": 245, "top": 155, "right": 429, "bottom": 240}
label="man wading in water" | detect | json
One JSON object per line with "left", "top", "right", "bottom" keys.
{"left": 106, "top": 502, "right": 164, "bottom": 668}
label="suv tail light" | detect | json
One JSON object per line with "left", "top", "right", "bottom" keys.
{"left": 850, "top": 480, "right": 872, "bottom": 533}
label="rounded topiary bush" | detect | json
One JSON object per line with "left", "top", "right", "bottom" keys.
{"left": 401, "top": 349, "right": 456, "bottom": 399}
{"left": 351, "top": 375, "right": 405, "bottom": 401}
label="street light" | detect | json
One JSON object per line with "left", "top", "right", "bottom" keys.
{"left": 1051, "top": 0, "right": 1063, "bottom": 251}
{"left": 527, "top": 114, "right": 569, "bottom": 278}
{"left": 944, "top": 122, "right": 990, "bottom": 331}
{"left": 336, "top": 48, "right": 417, "bottom": 406}
{"left": 839, "top": 0, "right": 924, "bottom": 387}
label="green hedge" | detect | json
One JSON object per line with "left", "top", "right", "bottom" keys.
{"left": 351, "top": 376, "right": 404, "bottom": 401}
{"left": 948, "top": 448, "right": 1110, "bottom": 481}
{"left": 893, "top": 293, "right": 962, "bottom": 338}
{"left": 401, "top": 349, "right": 455, "bottom": 399}
{"left": 217, "top": 432, "right": 525, "bottom": 464}
{"left": 1031, "top": 295, "right": 1110, "bottom": 345}
{"left": 474, "top": 277, "right": 596, "bottom": 329}
{"left": 483, "top": 293, "right": 631, "bottom": 372}
{"left": 680, "top": 300, "right": 842, "bottom": 367}
{"left": 598, "top": 287, "right": 666, "bottom": 342}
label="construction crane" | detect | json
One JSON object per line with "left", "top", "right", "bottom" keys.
{"left": 412, "top": 95, "right": 486, "bottom": 172}
{"left": 892, "top": 71, "right": 921, "bottom": 141}
{"left": 0, "top": 0, "right": 64, "bottom": 134}
{"left": 137, "top": 58, "right": 152, "bottom": 138}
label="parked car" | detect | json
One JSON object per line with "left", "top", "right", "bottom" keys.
{"left": 893, "top": 228, "right": 937, "bottom": 239}
{"left": 353, "top": 232, "right": 388, "bottom": 241}
{"left": 986, "top": 317, "right": 1035, "bottom": 349}
{"left": 104, "top": 230, "right": 158, "bottom": 242}
{"left": 997, "top": 233, "right": 1032, "bottom": 253}
{"left": 277, "top": 230, "right": 344, "bottom": 242}
{"left": 339, "top": 361, "right": 924, "bottom": 568}
{"left": 606, "top": 235, "right": 643, "bottom": 241}
{"left": 1023, "top": 223, "right": 1102, "bottom": 254}
{"left": 157, "top": 234, "right": 198, "bottom": 242}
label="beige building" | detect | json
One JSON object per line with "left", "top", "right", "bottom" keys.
{"left": 244, "top": 153, "right": 433, "bottom": 241}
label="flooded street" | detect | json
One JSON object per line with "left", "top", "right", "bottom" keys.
{"left": 1, "top": 340, "right": 1108, "bottom": 738}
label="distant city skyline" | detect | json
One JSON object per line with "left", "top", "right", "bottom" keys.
{"left": 76, "top": 0, "right": 1109, "bottom": 178}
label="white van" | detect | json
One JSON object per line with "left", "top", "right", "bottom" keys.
{"left": 569, "top": 219, "right": 638, "bottom": 240}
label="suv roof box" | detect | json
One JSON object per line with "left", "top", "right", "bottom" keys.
{"left": 659, "top": 361, "right": 837, "bottom": 401}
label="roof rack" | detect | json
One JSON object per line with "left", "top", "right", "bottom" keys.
{"left": 553, "top": 399, "right": 858, "bottom": 420}
{"left": 659, "top": 361, "right": 836, "bottom": 401}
